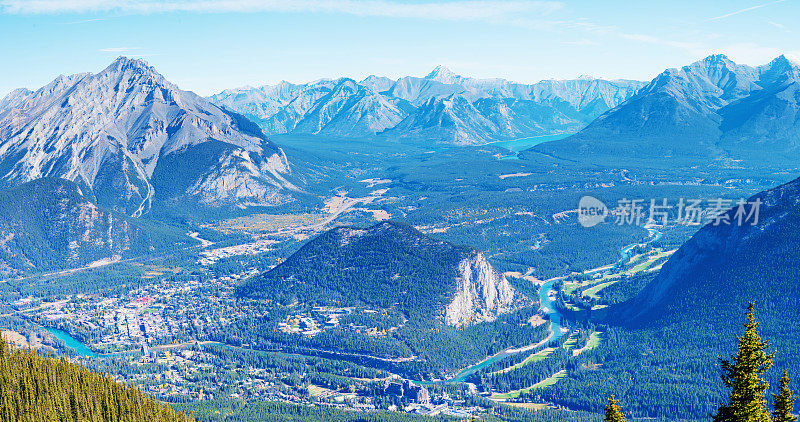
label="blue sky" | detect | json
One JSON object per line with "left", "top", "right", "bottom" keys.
{"left": 1, "top": 0, "right": 798, "bottom": 97}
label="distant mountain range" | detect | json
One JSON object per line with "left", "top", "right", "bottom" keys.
{"left": 209, "top": 66, "right": 644, "bottom": 145}
{"left": 530, "top": 54, "right": 800, "bottom": 165}
{"left": 0, "top": 57, "right": 301, "bottom": 216}
{"left": 237, "top": 221, "right": 526, "bottom": 326}
{"left": 2, "top": 54, "right": 798, "bottom": 223}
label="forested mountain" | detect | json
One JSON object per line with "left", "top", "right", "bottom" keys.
{"left": 530, "top": 54, "right": 800, "bottom": 164}
{"left": 0, "top": 338, "right": 193, "bottom": 421}
{"left": 0, "top": 178, "right": 189, "bottom": 276}
{"left": 617, "top": 174, "right": 800, "bottom": 327}
{"left": 0, "top": 57, "right": 300, "bottom": 216}
{"left": 538, "top": 176, "right": 800, "bottom": 419}
{"left": 237, "top": 221, "right": 526, "bottom": 325}
{"left": 209, "top": 67, "right": 644, "bottom": 145}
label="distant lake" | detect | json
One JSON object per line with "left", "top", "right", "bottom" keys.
{"left": 492, "top": 133, "right": 573, "bottom": 159}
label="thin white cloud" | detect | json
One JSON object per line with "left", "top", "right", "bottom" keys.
{"left": 558, "top": 21, "right": 705, "bottom": 56}
{"left": 63, "top": 16, "right": 106, "bottom": 24}
{"left": 768, "top": 20, "right": 791, "bottom": 32}
{"left": 785, "top": 52, "right": 800, "bottom": 64}
{"left": 0, "top": 0, "right": 704, "bottom": 57}
{"left": 99, "top": 46, "right": 140, "bottom": 52}
{"left": 710, "top": 0, "right": 786, "bottom": 21}
{"left": 0, "top": 0, "right": 564, "bottom": 22}
{"left": 713, "top": 42, "right": 782, "bottom": 64}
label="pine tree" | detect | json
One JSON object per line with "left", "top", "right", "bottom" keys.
{"left": 773, "top": 370, "right": 798, "bottom": 422}
{"left": 604, "top": 395, "right": 627, "bottom": 422}
{"left": 0, "top": 337, "right": 193, "bottom": 422}
{"left": 714, "top": 302, "right": 775, "bottom": 422}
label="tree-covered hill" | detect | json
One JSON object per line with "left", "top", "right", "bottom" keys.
{"left": 0, "top": 177, "right": 191, "bottom": 276}
{"left": 0, "top": 339, "right": 193, "bottom": 422}
{"left": 237, "top": 221, "right": 525, "bottom": 325}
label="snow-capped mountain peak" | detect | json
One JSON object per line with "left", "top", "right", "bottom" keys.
{"left": 209, "top": 66, "right": 646, "bottom": 145}
{"left": 359, "top": 75, "right": 396, "bottom": 93}
{"left": 533, "top": 54, "right": 800, "bottom": 161}
{"left": 0, "top": 88, "right": 32, "bottom": 114}
{"left": 0, "top": 57, "right": 297, "bottom": 216}
{"left": 425, "top": 65, "right": 460, "bottom": 84}
{"left": 108, "top": 55, "right": 155, "bottom": 73}
{"left": 637, "top": 54, "right": 759, "bottom": 112}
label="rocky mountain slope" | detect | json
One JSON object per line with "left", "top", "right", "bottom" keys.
{"left": 0, "top": 57, "right": 300, "bottom": 216}
{"left": 211, "top": 78, "right": 409, "bottom": 138}
{"left": 237, "top": 221, "right": 525, "bottom": 326}
{"left": 0, "top": 88, "right": 31, "bottom": 113}
{"left": 0, "top": 178, "right": 189, "bottom": 277}
{"left": 210, "top": 67, "right": 644, "bottom": 145}
{"left": 531, "top": 54, "right": 800, "bottom": 164}
{"left": 616, "top": 174, "right": 800, "bottom": 327}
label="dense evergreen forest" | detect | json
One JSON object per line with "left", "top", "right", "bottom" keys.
{"left": 213, "top": 305, "right": 549, "bottom": 378}
{"left": 599, "top": 304, "right": 798, "bottom": 422}
{"left": 177, "top": 398, "right": 602, "bottom": 422}
{"left": 0, "top": 339, "right": 193, "bottom": 422}
{"left": 0, "top": 178, "right": 188, "bottom": 275}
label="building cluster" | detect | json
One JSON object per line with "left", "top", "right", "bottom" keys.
{"left": 278, "top": 314, "right": 322, "bottom": 336}
{"left": 198, "top": 239, "right": 279, "bottom": 266}
{"left": 383, "top": 379, "right": 430, "bottom": 405}
{"left": 277, "top": 307, "right": 397, "bottom": 339}
{"left": 22, "top": 272, "right": 252, "bottom": 354}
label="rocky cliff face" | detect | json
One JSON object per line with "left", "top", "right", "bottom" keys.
{"left": 446, "top": 251, "right": 520, "bottom": 326}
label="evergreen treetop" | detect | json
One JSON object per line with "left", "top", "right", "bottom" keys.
{"left": 773, "top": 370, "right": 798, "bottom": 422}
{"left": 714, "top": 302, "right": 776, "bottom": 422}
{"left": 604, "top": 395, "right": 627, "bottom": 422}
